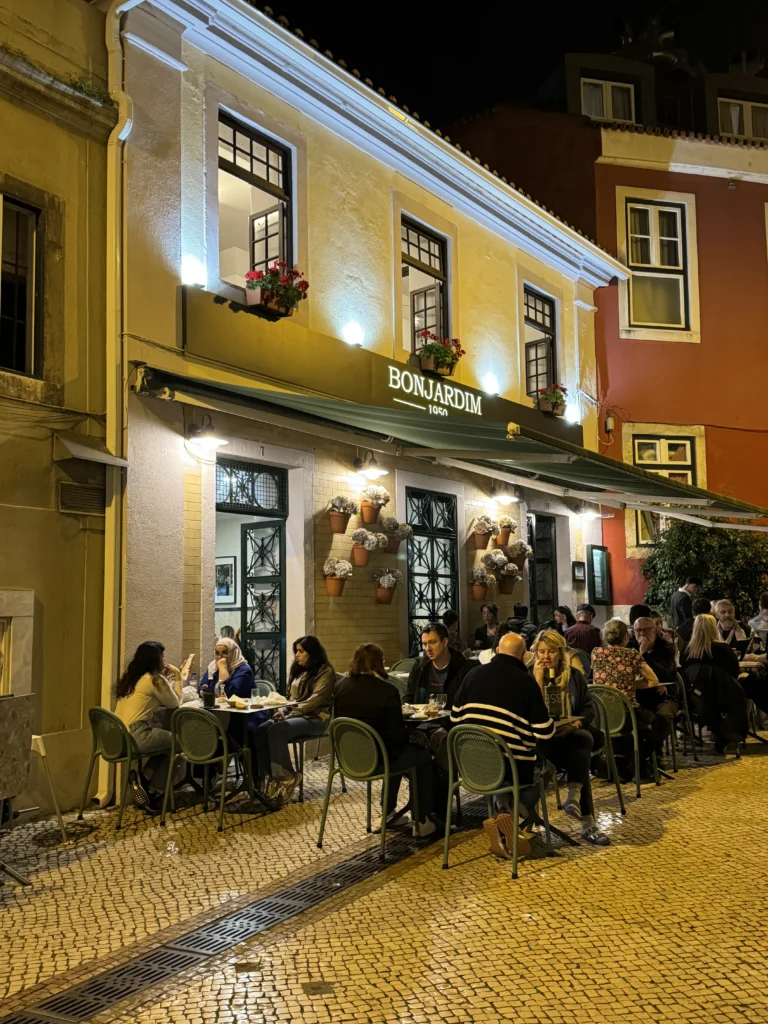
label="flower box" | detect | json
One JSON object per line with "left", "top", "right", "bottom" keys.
{"left": 325, "top": 577, "right": 346, "bottom": 597}
{"left": 537, "top": 399, "right": 565, "bottom": 417}
{"left": 419, "top": 355, "right": 454, "bottom": 377}
{"left": 329, "top": 511, "right": 351, "bottom": 534}
{"left": 244, "top": 287, "right": 296, "bottom": 318}
{"left": 471, "top": 583, "right": 488, "bottom": 600}
{"left": 375, "top": 585, "right": 395, "bottom": 605}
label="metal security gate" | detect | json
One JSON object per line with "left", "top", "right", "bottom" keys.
{"left": 405, "top": 487, "right": 459, "bottom": 655}
{"left": 241, "top": 519, "right": 286, "bottom": 691}
{"left": 527, "top": 512, "right": 558, "bottom": 626}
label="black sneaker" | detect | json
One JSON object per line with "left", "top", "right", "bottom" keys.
{"left": 128, "top": 769, "right": 150, "bottom": 809}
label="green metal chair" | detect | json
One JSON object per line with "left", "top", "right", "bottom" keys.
{"left": 442, "top": 725, "right": 554, "bottom": 880}
{"left": 316, "top": 718, "right": 420, "bottom": 862}
{"left": 673, "top": 673, "right": 699, "bottom": 764}
{"left": 588, "top": 696, "right": 627, "bottom": 815}
{"left": 77, "top": 707, "right": 168, "bottom": 830}
{"left": 590, "top": 685, "right": 659, "bottom": 799}
{"left": 160, "top": 707, "right": 254, "bottom": 832}
{"left": 291, "top": 714, "right": 346, "bottom": 804}
{"left": 390, "top": 658, "right": 416, "bottom": 674}
{"left": 252, "top": 680, "right": 274, "bottom": 697}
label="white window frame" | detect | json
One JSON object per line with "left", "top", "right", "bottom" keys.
{"left": 718, "top": 97, "right": 768, "bottom": 141}
{"left": 615, "top": 186, "right": 700, "bottom": 344}
{"left": 580, "top": 78, "right": 635, "bottom": 123}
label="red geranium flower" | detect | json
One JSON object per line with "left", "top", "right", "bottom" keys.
{"left": 298, "top": 279, "right": 309, "bottom": 292}
{"left": 279, "top": 274, "right": 289, "bottom": 285}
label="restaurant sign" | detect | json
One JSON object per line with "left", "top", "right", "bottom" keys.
{"left": 387, "top": 366, "right": 482, "bottom": 418}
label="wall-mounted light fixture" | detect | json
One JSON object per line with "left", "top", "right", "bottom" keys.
{"left": 342, "top": 321, "right": 364, "bottom": 347}
{"left": 187, "top": 414, "right": 228, "bottom": 451}
{"left": 482, "top": 372, "right": 500, "bottom": 396}
{"left": 564, "top": 402, "right": 580, "bottom": 424}
{"left": 353, "top": 450, "right": 388, "bottom": 479}
{"left": 491, "top": 483, "right": 518, "bottom": 506}
{"left": 181, "top": 255, "right": 206, "bottom": 288}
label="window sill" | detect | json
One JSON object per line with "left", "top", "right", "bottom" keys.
{"left": 619, "top": 326, "right": 700, "bottom": 344}
{"left": 0, "top": 370, "right": 62, "bottom": 406}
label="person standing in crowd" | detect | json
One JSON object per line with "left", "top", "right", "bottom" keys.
{"left": 473, "top": 603, "right": 500, "bottom": 650}
{"left": 335, "top": 643, "right": 435, "bottom": 836}
{"left": 506, "top": 604, "right": 538, "bottom": 646}
{"left": 748, "top": 593, "right": 768, "bottom": 647}
{"left": 530, "top": 630, "right": 609, "bottom": 845}
{"left": 254, "top": 636, "right": 335, "bottom": 804}
{"left": 713, "top": 600, "right": 749, "bottom": 654}
{"left": 564, "top": 604, "right": 602, "bottom": 656}
{"left": 629, "top": 616, "right": 678, "bottom": 765}
{"left": 442, "top": 609, "right": 463, "bottom": 652}
{"left": 670, "top": 576, "right": 702, "bottom": 627}
{"left": 199, "top": 637, "right": 254, "bottom": 698}
{"left": 544, "top": 606, "right": 576, "bottom": 634}
{"left": 681, "top": 615, "right": 747, "bottom": 753}
{"left": 628, "top": 604, "right": 653, "bottom": 626}
{"left": 677, "top": 597, "right": 712, "bottom": 645}
{"left": 406, "top": 622, "right": 471, "bottom": 706}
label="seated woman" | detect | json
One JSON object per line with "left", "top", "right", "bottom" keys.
{"left": 473, "top": 602, "right": 500, "bottom": 650}
{"left": 591, "top": 619, "right": 660, "bottom": 776}
{"left": 254, "top": 636, "right": 335, "bottom": 803}
{"left": 199, "top": 637, "right": 254, "bottom": 699}
{"left": 530, "top": 630, "right": 609, "bottom": 845}
{"left": 115, "top": 641, "right": 182, "bottom": 812}
{"left": 335, "top": 643, "right": 435, "bottom": 836}
{"left": 541, "top": 606, "right": 576, "bottom": 635}
{"left": 681, "top": 614, "right": 747, "bottom": 753}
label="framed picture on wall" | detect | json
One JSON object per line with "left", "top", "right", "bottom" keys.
{"left": 572, "top": 560, "right": 586, "bottom": 583}
{"left": 586, "top": 545, "right": 611, "bottom": 606}
{"left": 215, "top": 555, "right": 237, "bottom": 605}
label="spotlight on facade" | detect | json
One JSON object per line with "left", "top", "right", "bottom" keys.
{"left": 482, "top": 372, "right": 500, "bottom": 395}
{"left": 188, "top": 414, "right": 228, "bottom": 451}
{"left": 181, "top": 255, "right": 206, "bottom": 287}
{"left": 564, "top": 402, "right": 580, "bottom": 424}
{"left": 342, "top": 321, "right": 364, "bottom": 346}
{"left": 354, "top": 450, "right": 387, "bottom": 479}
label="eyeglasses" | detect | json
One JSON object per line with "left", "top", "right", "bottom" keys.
{"left": 634, "top": 627, "right": 653, "bottom": 635}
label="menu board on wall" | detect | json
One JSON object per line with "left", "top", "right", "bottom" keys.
{"left": 587, "top": 545, "right": 611, "bottom": 606}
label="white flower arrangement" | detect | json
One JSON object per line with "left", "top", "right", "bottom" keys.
{"left": 395, "top": 522, "right": 413, "bottom": 540}
{"left": 496, "top": 513, "right": 518, "bottom": 530}
{"left": 330, "top": 495, "right": 359, "bottom": 515}
{"left": 508, "top": 540, "right": 534, "bottom": 559}
{"left": 498, "top": 562, "right": 523, "bottom": 579}
{"left": 481, "top": 550, "right": 508, "bottom": 571}
{"left": 373, "top": 567, "right": 403, "bottom": 589}
{"left": 378, "top": 516, "right": 414, "bottom": 540}
{"left": 472, "top": 565, "right": 491, "bottom": 584}
{"left": 472, "top": 514, "right": 499, "bottom": 535}
{"left": 323, "top": 557, "right": 354, "bottom": 579}
{"left": 361, "top": 484, "right": 391, "bottom": 508}
{"left": 351, "top": 528, "right": 384, "bottom": 551}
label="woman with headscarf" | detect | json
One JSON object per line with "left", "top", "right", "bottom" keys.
{"left": 199, "top": 636, "right": 254, "bottom": 699}
{"left": 530, "top": 629, "right": 609, "bottom": 846}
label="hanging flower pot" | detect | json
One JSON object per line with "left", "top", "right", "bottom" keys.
{"left": 418, "top": 355, "right": 454, "bottom": 377}
{"left": 495, "top": 527, "right": 511, "bottom": 547}
{"left": 244, "top": 287, "right": 296, "bottom": 318}
{"left": 325, "top": 577, "right": 346, "bottom": 597}
{"left": 498, "top": 576, "right": 517, "bottom": 595}
{"left": 384, "top": 534, "right": 401, "bottom": 554}
{"left": 416, "top": 331, "right": 464, "bottom": 377}
{"left": 328, "top": 496, "right": 358, "bottom": 534}
{"left": 473, "top": 531, "right": 491, "bottom": 549}
{"left": 471, "top": 583, "right": 488, "bottom": 600}
{"left": 373, "top": 568, "right": 402, "bottom": 604}
{"left": 360, "top": 500, "right": 379, "bottom": 524}
{"left": 375, "top": 585, "right": 395, "bottom": 605}
{"left": 511, "top": 554, "right": 527, "bottom": 570}
{"left": 329, "top": 511, "right": 351, "bottom": 534}
{"left": 351, "top": 543, "right": 370, "bottom": 566}
{"left": 537, "top": 399, "right": 565, "bottom": 417}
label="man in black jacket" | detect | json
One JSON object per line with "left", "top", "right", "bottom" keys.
{"left": 670, "top": 576, "right": 701, "bottom": 627}
{"left": 677, "top": 597, "right": 712, "bottom": 645}
{"left": 405, "top": 622, "right": 472, "bottom": 708}
{"left": 506, "top": 604, "right": 538, "bottom": 647}
{"left": 630, "top": 616, "right": 678, "bottom": 762}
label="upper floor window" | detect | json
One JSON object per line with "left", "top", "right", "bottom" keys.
{"left": 218, "top": 113, "right": 292, "bottom": 289}
{"left": 625, "top": 200, "right": 688, "bottom": 330}
{"left": 632, "top": 434, "right": 696, "bottom": 545}
{"left": 719, "top": 97, "right": 768, "bottom": 141}
{"left": 581, "top": 78, "right": 635, "bottom": 122}
{"left": 401, "top": 217, "right": 448, "bottom": 351}
{"left": 524, "top": 288, "right": 556, "bottom": 398}
{"left": 0, "top": 195, "right": 39, "bottom": 376}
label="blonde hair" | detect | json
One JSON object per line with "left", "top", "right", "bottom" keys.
{"left": 601, "top": 619, "right": 628, "bottom": 646}
{"left": 533, "top": 629, "right": 571, "bottom": 688}
{"left": 687, "top": 614, "right": 718, "bottom": 661}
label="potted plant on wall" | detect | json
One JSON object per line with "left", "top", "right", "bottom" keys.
{"left": 373, "top": 567, "right": 403, "bottom": 605}
{"left": 471, "top": 514, "right": 498, "bottom": 550}
{"left": 416, "top": 330, "right": 466, "bottom": 377}
{"left": 497, "top": 562, "right": 523, "bottom": 595}
{"left": 508, "top": 540, "right": 534, "bottom": 571}
{"left": 328, "top": 495, "right": 359, "bottom": 534}
{"left": 537, "top": 383, "right": 567, "bottom": 416}
{"left": 493, "top": 514, "right": 518, "bottom": 548}
{"left": 350, "top": 528, "right": 389, "bottom": 566}
{"left": 360, "top": 484, "right": 390, "bottom": 524}
{"left": 244, "top": 261, "right": 309, "bottom": 317}
{"left": 471, "top": 565, "right": 492, "bottom": 600}
{"left": 378, "top": 516, "right": 414, "bottom": 554}
{"left": 323, "top": 556, "right": 353, "bottom": 597}
{"left": 481, "top": 550, "right": 509, "bottom": 577}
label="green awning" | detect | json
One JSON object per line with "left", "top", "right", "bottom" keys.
{"left": 145, "top": 367, "right": 768, "bottom": 524}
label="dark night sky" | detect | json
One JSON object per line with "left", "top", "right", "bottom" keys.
{"left": 269, "top": 1, "right": 768, "bottom": 125}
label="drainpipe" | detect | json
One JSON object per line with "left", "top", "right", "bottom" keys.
{"left": 96, "top": 0, "right": 145, "bottom": 807}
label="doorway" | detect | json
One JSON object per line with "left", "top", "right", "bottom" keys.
{"left": 527, "top": 512, "right": 558, "bottom": 626}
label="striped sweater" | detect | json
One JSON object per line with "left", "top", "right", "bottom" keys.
{"left": 450, "top": 655, "right": 555, "bottom": 783}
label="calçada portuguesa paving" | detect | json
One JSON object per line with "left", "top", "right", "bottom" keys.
{"left": 2, "top": 747, "right": 768, "bottom": 1024}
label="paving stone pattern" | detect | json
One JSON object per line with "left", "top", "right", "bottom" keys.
{"left": 3, "top": 748, "right": 768, "bottom": 1023}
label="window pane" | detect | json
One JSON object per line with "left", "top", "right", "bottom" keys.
{"left": 751, "top": 104, "right": 768, "bottom": 139}
{"left": 582, "top": 81, "right": 604, "bottom": 118}
{"left": 658, "top": 210, "right": 678, "bottom": 239}
{"left": 629, "top": 206, "right": 650, "bottom": 236}
{"left": 635, "top": 440, "right": 660, "bottom": 463}
{"left": 630, "top": 236, "right": 652, "bottom": 264}
{"left": 719, "top": 100, "right": 744, "bottom": 136}
{"left": 630, "top": 274, "right": 684, "bottom": 327}
{"left": 666, "top": 441, "right": 690, "bottom": 463}
{"left": 610, "top": 84, "right": 633, "bottom": 121}
{"left": 659, "top": 238, "right": 679, "bottom": 267}
{"left": 0, "top": 200, "right": 35, "bottom": 375}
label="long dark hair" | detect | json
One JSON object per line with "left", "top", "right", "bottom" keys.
{"left": 349, "top": 643, "right": 386, "bottom": 678}
{"left": 116, "top": 641, "right": 165, "bottom": 700}
{"left": 289, "top": 635, "right": 331, "bottom": 683}
{"left": 556, "top": 605, "right": 576, "bottom": 628}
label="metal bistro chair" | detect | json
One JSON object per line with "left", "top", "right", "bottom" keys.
{"left": 589, "top": 697, "right": 627, "bottom": 816}
{"left": 252, "top": 680, "right": 274, "bottom": 697}
{"left": 442, "top": 725, "right": 554, "bottom": 881}
{"left": 590, "top": 686, "right": 660, "bottom": 799}
{"left": 78, "top": 707, "right": 168, "bottom": 830}
{"left": 673, "top": 673, "right": 699, "bottom": 764}
{"left": 390, "top": 658, "right": 416, "bottom": 674}
{"left": 291, "top": 712, "right": 347, "bottom": 804}
{"left": 160, "top": 706, "right": 255, "bottom": 832}
{"left": 317, "top": 718, "right": 420, "bottom": 862}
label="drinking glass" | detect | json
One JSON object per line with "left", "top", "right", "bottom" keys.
{"left": 435, "top": 694, "right": 447, "bottom": 711}
{"left": 251, "top": 688, "right": 260, "bottom": 702}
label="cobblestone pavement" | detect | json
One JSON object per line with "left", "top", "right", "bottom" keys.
{"left": 3, "top": 746, "right": 768, "bottom": 1023}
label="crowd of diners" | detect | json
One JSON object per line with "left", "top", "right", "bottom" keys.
{"left": 111, "top": 576, "right": 768, "bottom": 860}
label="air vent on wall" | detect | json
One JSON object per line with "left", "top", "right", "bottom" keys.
{"left": 58, "top": 481, "right": 106, "bottom": 516}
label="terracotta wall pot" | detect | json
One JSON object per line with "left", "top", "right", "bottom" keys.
{"left": 384, "top": 534, "right": 401, "bottom": 554}
{"left": 498, "top": 576, "right": 517, "bottom": 595}
{"left": 472, "top": 532, "right": 491, "bottom": 549}
{"left": 360, "top": 501, "right": 380, "bottom": 524}
{"left": 351, "top": 544, "right": 370, "bottom": 566}
{"left": 419, "top": 355, "right": 454, "bottom": 377}
{"left": 375, "top": 586, "right": 395, "bottom": 605}
{"left": 324, "top": 576, "right": 346, "bottom": 597}
{"left": 471, "top": 583, "right": 488, "bottom": 600}
{"left": 495, "top": 527, "right": 511, "bottom": 547}
{"left": 537, "top": 400, "right": 565, "bottom": 417}
{"left": 510, "top": 553, "right": 528, "bottom": 571}
{"left": 329, "top": 511, "right": 351, "bottom": 534}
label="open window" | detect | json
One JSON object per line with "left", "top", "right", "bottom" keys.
{"left": 400, "top": 217, "right": 448, "bottom": 351}
{"left": 524, "top": 287, "right": 556, "bottom": 398}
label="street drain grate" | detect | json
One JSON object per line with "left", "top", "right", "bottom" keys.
{"left": 33, "top": 993, "right": 105, "bottom": 1022}
{"left": 0, "top": 1014, "right": 79, "bottom": 1024}
{"left": 75, "top": 948, "right": 208, "bottom": 1002}
{"left": 166, "top": 916, "right": 268, "bottom": 955}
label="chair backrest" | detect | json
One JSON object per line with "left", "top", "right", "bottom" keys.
{"left": 330, "top": 718, "right": 385, "bottom": 779}
{"left": 447, "top": 725, "right": 516, "bottom": 793}
{"left": 590, "top": 685, "right": 630, "bottom": 736}
{"left": 88, "top": 707, "right": 133, "bottom": 763}
{"left": 172, "top": 707, "right": 226, "bottom": 762}
{"left": 254, "top": 678, "right": 276, "bottom": 693}
{"left": 570, "top": 648, "right": 591, "bottom": 677}
{"left": 390, "top": 658, "right": 416, "bottom": 674}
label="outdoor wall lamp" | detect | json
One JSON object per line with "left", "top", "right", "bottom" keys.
{"left": 187, "top": 414, "right": 229, "bottom": 451}
{"left": 491, "top": 484, "right": 518, "bottom": 505}
{"left": 354, "top": 450, "right": 388, "bottom": 479}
